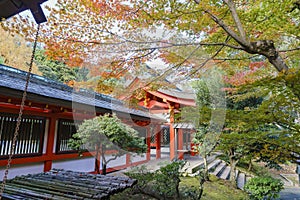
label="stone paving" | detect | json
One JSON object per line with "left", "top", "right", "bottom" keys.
{"left": 280, "top": 187, "right": 300, "bottom": 200}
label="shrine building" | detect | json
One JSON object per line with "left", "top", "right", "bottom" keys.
{"left": 0, "top": 64, "right": 164, "bottom": 179}
{"left": 122, "top": 76, "right": 197, "bottom": 161}
{"left": 0, "top": 63, "right": 197, "bottom": 180}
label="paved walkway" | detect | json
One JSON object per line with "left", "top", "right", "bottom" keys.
{"left": 109, "top": 156, "right": 172, "bottom": 176}
{"left": 280, "top": 187, "right": 300, "bottom": 200}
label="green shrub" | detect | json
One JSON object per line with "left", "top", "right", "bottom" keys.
{"left": 153, "top": 160, "right": 185, "bottom": 199}
{"left": 125, "top": 160, "right": 186, "bottom": 199}
{"left": 244, "top": 176, "right": 284, "bottom": 200}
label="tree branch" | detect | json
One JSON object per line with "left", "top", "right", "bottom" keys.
{"left": 224, "top": 0, "right": 248, "bottom": 44}
{"left": 214, "top": 55, "right": 259, "bottom": 61}
{"left": 143, "top": 45, "right": 202, "bottom": 88}
{"left": 123, "top": 37, "right": 230, "bottom": 99}
{"left": 106, "top": 154, "right": 120, "bottom": 163}
{"left": 278, "top": 46, "right": 300, "bottom": 52}
{"left": 51, "top": 34, "right": 244, "bottom": 51}
{"left": 188, "top": 36, "right": 230, "bottom": 77}
{"left": 204, "top": 10, "right": 249, "bottom": 48}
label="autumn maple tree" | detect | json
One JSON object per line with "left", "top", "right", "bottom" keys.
{"left": 1, "top": 0, "right": 299, "bottom": 93}
{"left": 0, "top": 26, "right": 41, "bottom": 74}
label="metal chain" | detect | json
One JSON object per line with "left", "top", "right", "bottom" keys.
{"left": 0, "top": 24, "right": 40, "bottom": 199}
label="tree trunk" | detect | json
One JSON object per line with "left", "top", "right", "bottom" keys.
{"left": 203, "top": 156, "right": 209, "bottom": 181}
{"left": 248, "top": 159, "right": 253, "bottom": 171}
{"left": 101, "top": 149, "right": 107, "bottom": 175}
{"left": 102, "top": 163, "right": 107, "bottom": 175}
{"left": 248, "top": 40, "right": 289, "bottom": 72}
{"left": 197, "top": 171, "right": 206, "bottom": 200}
{"left": 175, "top": 177, "right": 180, "bottom": 200}
{"left": 198, "top": 184, "right": 204, "bottom": 200}
{"left": 229, "top": 156, "right": 238, "bottom": 187}
{"left": 267, "top": 54, "right": 289, "bottom": 72}
{"left": 94, "top": 148, "right": 100, "bottom": 174}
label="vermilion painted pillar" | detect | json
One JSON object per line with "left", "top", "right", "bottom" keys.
{"left": 44, "top": 115, "right": 56, "bottom": 172}
{"left": 126, "top": 153, "right": 131, "bottom": 166}
{"left": 177, "top": 129, "right": 184, "bottom": 160}
{"left": 146, "top": 127, "right": 151, "bottom": 161}
{"left": 169, "top": 108, "right": 175, "bottom": 160}
{"left": 155, "top": 124, "right": 161, "bottom": 159}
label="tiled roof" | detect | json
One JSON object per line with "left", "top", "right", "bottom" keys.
{"left": 1, "top": 169, "right": 136, "bottom": 199}
{"left": 0, "top": 64, "right": 163, "bottom": 121}
{"left": 158, "top": 89, "right": 196, "bottom": 100}
{"left": 172, "top": 123, "right": 195, "bottom": 129}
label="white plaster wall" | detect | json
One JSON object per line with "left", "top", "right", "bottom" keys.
{"left": 150, "top": 149, "right": 156, "bottom": 155}
{"left": 0, "top": 163, "right": 44, "bottom": 180}
{"left": 161, "top": 147, "right": 170, "bottom": 153}
{"left": 130, "top": 153, "right": 147, "bottom": 163}
{"left": 104, "top": 155, "right": 126, "bottom": 169}
{"left": 52, "top": 157, "right": 94, "bottom": 172}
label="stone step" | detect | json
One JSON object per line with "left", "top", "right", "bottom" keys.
{"left": 184, "top": 159, "right": 204, "bottom": 174}
{"left": 235, "top": 169, "right": 239, "bottom": 181}
{"left": 208, "top": 159, "right": 222, "bottom": 172}
{"left": 186, "top": 155, "right": 217, "bottom": 174}
{"left": 183, "top": 154, "right": 253, "bottom": 190}
{"left": 237, "top": 172, "right": 246, "bottom": 190}
{"left": 211, "top": 162, "right": 227, "bottom": 176}
{"left": 219, "top": 166, "right": 231, "bottom": 180}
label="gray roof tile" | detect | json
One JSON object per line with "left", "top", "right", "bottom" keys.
{"left": 0, "top": 64, "right": 163, "bottom": 120}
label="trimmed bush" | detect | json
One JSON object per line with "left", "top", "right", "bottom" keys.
{"left": 125, "top": 160, "right": 186, "bottom": 199}
{"left": 244, "top": 176, "right": 284, "bottom": 200}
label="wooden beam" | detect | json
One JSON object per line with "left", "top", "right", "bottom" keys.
{"left": 0, "top": 151, "right": 93, "bottom": 166}
{"left": 177, "top": 129, "right": 184, "bottom": 160}
{"left": 169, "top": 108, "right": 175, "bottom": 160}
{"left": 146, "top": 126, "right": 151, "bottom": 161}
{"left": 44, "top": 115, "right": 56, "bottom": 172}
{"left": 0, "top": 102, "right": 51, "bottom": 113}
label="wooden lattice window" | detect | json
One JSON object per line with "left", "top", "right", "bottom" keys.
{"left": 0, "top": 113, "right": 45, "bottom": 158}
{"left": 56, "top": 119, "right": 77, "bottom": 153}
{"left": 161, "top": 127, "right": 170, "bottom": 146}
{"left": 183, "top": 130, "right": 191, "bottom": 150}
{"left": 150, "top": 126, "right": 155, "bottom": 143}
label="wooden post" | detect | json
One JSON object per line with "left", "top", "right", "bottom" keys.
{"left": 126, "top": 153, "right": 131, "bottom": 166}
{"left": 169, "top": 107, "right": 175, "bottom": 160}
{"left": 146, "top": 127, "right": 151, "bottom": 161}
{"left": 44, "top": 115, "right": 56, "bottom": 172}
{"left": 177, "top": 129, "right": 184, "bottom": 160}
{"left": 155, "top": 124, "right": 161, "bottom": 159}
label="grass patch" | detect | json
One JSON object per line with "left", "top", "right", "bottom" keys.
{"left": 181, "top": 175, "right": 249, "bottom": 200}
{"left": 111, "top": 175, "right": 249, "bottom": 200}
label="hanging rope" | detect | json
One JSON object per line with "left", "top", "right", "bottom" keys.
{"left": 0, "top": 24, "right": 40, "bottom": 199}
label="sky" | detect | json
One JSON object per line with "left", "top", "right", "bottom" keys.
{"left": 17, "top": 0, "right": 57, "bottom": 22}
